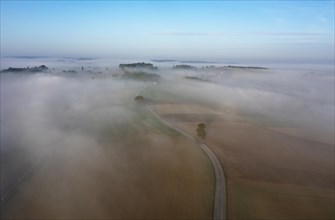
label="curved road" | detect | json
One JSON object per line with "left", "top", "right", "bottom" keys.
{"left": 1, "top": 104, "right": 226, "bottom": 220}
{"left": 146, "top": 106, "right": 226, "bottom": 220}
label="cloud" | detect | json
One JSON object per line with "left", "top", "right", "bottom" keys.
{"left": 251, "top": 32, "right": 325, "bottom": 36}
{"left": 152, "top": 31, "right": 326, "bottom": 36}
{"left": 152, "top": 32, "right": 217, "bottom": 36}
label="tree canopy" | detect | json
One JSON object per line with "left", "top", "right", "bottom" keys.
{"left": 173, "top": 64, "right": 196, "bottom": 69}
{"left": 119, "top": 62, "right": 157, "bottom": 70}
{"left": 134, "top": 95, "right": 144, "bottom": 103}
{"left": 1, "top": 65, "right": 48, "bottom": 73}
{"left": 196, "top": 123, "right": 206, "bottom": 140}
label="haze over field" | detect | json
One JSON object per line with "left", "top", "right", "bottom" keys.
{"left": 0, "top": 1, "right": 334, "bottom": 220}
{"left": 1, "top": 57, "right": 334, "bottom": 219}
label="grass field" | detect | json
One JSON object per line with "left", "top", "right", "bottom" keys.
{"left": 150, "top": 101, "right": 334, "bottom": 220}
{"left": 2, "top": 69, "right": 333, "bottom": 219}
{"left": 3, "top": 134, "right": 215, "bottom": 219}
{"left": 2, "top": 96, "right": 214, "bottom": 219}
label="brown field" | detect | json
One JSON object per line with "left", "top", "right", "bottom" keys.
{"left": 2, "top": 131, "right": 214, "bottom": 219}
{"left": 152, "top": 103, "right": 335, "bottom": 220}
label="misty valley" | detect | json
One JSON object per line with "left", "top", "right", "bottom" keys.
{"left": 0, "top": 57, "right": 334, "bottom": 219}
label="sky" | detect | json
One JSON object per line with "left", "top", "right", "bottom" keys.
{"left": 0, "top": 1, "right": 334, "bottom": 63}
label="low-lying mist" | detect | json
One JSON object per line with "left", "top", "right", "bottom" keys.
{"left": 1, "top": 70, "right": 146, "bottom": 211}
{"left": 0, "top": 58, "right": 334, "bottom": 218}
{"left": 157, "top": 65, "right": 334, "bottom": 145}
{"left": 0, "top": 63, "right": 215, "bottom": 218}
{"left": 1, "top": 72, "right": 143, "bottom": 150}
{"left": 1, "top": 59, "right": 334, "bottom": 168}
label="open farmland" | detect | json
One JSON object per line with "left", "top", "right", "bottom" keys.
{"left": 3, "top": 132, "right": 214, "bottom": 219}
{"left": 1, "top": 1, "right": 334, "bottom": 219}
{"left": 1, "top": 74, "right": 214, "bottom": 219}
{"left": 150, "top": 100, "right": 334, "bottom": 219}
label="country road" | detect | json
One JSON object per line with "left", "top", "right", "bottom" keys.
{"left": 1, "top": 103, "right": 226, "bottom": 220}
{"left": 146, "top": 105, "right": 226, "bottom": 220}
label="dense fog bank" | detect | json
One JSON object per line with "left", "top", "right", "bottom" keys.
{"left": 1, "top": 59, "right": 333, "bottom": 174}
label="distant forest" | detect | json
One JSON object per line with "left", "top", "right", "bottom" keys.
{"left": 1, "top": 65, "right": 49, "bottom": 73}
{"left": 172, "top": 64, "right": 196, "bottom": 69}
{"left": 119, "top": 62, "right": 157, "bottom": 70}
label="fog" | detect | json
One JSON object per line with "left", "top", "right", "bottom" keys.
{"left": 156, "top": 64, "right": 334, "bottom": 145}
{"left": 0, "top": 57, "right": 334, "bottom": 218}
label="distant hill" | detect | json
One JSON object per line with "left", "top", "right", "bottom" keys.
{"left": 151, "top": 59, "right": 177, "bottom": 62}
{"left": 180, "top": 60, "right": 221, "bottom": 64}
{"left": 225, "top": 65, "right": 268, "bottom": 69}
{"left": 5, "top": 56, "right": 49, "bottom": 59}
{"left": 151, "top": 59, "right": 222, "bottom": 64}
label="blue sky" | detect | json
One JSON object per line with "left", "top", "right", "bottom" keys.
{"left": 1, "top": 1, "right": 334, "bottom": 62}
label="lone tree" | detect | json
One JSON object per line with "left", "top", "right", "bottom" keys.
{"left": 196, "top": 123, "right": 206, "bottom": 140}
{"left": 134, "top": 95, "right": 144, "bottom": 103}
